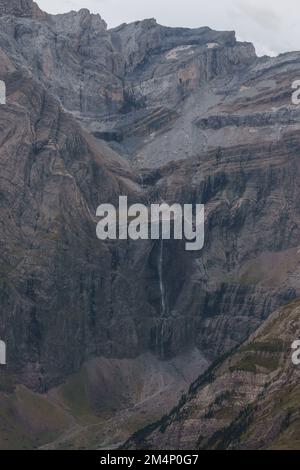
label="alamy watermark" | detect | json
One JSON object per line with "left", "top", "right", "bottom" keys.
{"left": 96, "top": 197, "right": 205, "bottom": 251}
{"left": 292, "top": 340, "right": 300, "bottom": 366}
{"left": 292, "top": 80, "right": 300, "bottom": 105}
{"left": 0, "top": 80, "right": 6, "bottom": 105}
{"left": 0, "top": 340, "right": 6, "bottom": 365}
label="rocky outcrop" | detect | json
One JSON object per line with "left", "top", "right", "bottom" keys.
{"left": 0, "top": 2, "right": 256, "bottom": 148}
{"left": 195, "top": 107, "right": 300, "bottom": 130}
{"left": 125, "top": 299, "right": 300, "bottom": 450}
{"left": 0, "top": 0, "right": 45, "bottom": 19}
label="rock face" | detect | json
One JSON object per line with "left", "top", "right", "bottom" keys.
{"left": 0, "top": 0, "right": 45, "bottom": 18}
{"left": 0, "top": 0, "right": 300, "bottom": 449}
{"left": 125, "top": 299, "right": 300, "bottom": 450}
{"left": 0, "top": 65, "right": 144, "bottom": 389}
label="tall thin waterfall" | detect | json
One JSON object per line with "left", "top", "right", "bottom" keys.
{"left": 159, "top": 239, "right": 167, "bottom": 318}
{"left": 158, "top": 239, "right": 167, "bottom": 358}
{"left": 140, "top": 174, "right": 144, "bottom": 189}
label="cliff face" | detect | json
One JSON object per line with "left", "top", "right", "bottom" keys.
{"left": 0, "top": 63, "right": 146, "bottom": 389}
{"left": 125, "top": 299, "right": 300, "bottom": 450}
{"left": 0, "top": 0, "right": 300, "bottom": 448}
{"left": 0, "top": 0, "right": 45, "bottom": 18}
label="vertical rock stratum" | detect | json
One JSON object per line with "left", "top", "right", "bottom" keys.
{"left": 0, "top": 0, "right": 300, "bottom": 449}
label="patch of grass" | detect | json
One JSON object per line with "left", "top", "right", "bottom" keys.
{"left": 59, "top": 369, "right": 96, "bottom": 424}
{"left": 0, "top": 386, "right": 70, "bottom": 450}
{"left": 275, "top": 386, "right": 300, "bottom": 413}
{"left": 269, "top": 417, "right": 300, "bottom": 450}
{"left": 241, "top": 339, "right": 285, "bottom": 354}
{"left": 230, "top": 352, "right": 279, "bottom": 373}
{"left": 230, "top": 355, "right": 257, "bottom": 373}
{"left": 0, "top": 394, "right": 35, "bottom": 450}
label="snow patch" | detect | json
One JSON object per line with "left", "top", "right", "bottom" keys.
{"left": 166, "top": 45, "right": 195, "bottom": 60}
{"left": 207, "top": 43, "right": 219, "bottom": 49}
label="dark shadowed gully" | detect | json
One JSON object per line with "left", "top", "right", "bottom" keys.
{"left": 0, "top": 0, "right": 300, "bottom": 450}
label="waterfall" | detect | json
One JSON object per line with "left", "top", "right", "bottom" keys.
{"left": 158, "top": 239, "right": 167, "bottom": 358}
{"left": 159, "top": 239, "right": 167, "bottom": 317}
{"left": 140, "top": 174, "right": 144, "bottom": 188}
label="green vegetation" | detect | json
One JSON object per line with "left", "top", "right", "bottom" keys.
{"left": 230, "top": 352, "right": 279, "bottom": 373}
{"left": 241, "top": 339, "right": 285, "bottom": 354}
{"left": 59, "top": 369, "right": 96, "bottom": 424}
{"left": 0, "top": 386, "right": 70, "bottom": 450}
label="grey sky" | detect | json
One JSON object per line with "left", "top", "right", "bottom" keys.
{"left": 37, "top": 0, "right": 300, "bottom": 56}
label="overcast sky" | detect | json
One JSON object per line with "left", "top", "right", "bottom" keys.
{"left": 38, "top": 0, "right": 300, "bottom": 56}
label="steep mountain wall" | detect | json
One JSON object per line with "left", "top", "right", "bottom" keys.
{"left": 0, "top": 0, "right": 300, "bottom": 402}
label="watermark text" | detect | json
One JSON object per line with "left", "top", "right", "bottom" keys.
{"left": 0, "top": 80, "right": 6, "bottom": 105}
{"left": 96, "top": 197, "right": 205, "bottom": 251}
{"left": 0, "top": 340, "right": 6, "bottom": 365}
{"left": 292, "top": 340, "right": 300, "bottom": 366}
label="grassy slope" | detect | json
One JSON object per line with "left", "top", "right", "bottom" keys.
{"left": 0, "top": 351, "right": 208, "bottom": 449}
